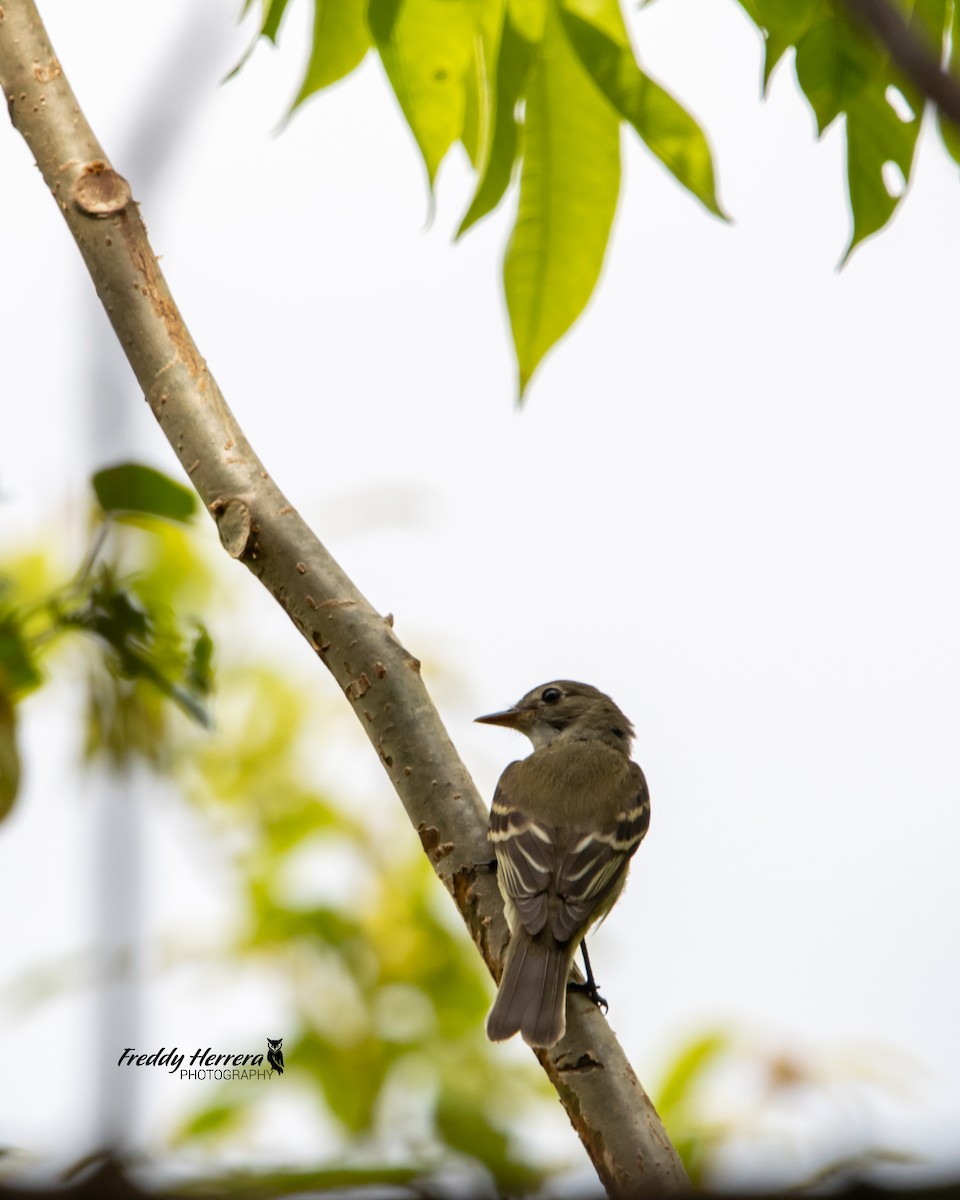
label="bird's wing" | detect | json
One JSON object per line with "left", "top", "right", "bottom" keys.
{"left": 489, "top": 772, "right": 557, "bottom": 936}
{"left": 551, "top": 765, "right": 650, "bottom": 941}
{"left": 489, "top": 761, "right": 649, "bottom": 943}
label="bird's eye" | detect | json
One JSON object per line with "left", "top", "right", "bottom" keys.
{"left": 542, "top": 687, "right": 562, "bottom": 705}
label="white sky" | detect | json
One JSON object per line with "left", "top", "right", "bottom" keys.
{"left": 2, "top": 0, "right": 960, "bottom": 1189}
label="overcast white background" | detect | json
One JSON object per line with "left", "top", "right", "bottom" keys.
{"left": 2, "top": 0, "right": 959, "bottom": 1190}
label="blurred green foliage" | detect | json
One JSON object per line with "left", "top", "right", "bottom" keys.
{"left": 173, "top": 660, "right": 554, "bottom": 1194}
{"left": 654, "top": 1026, "right": 918, "bottom": 1188}
{"left": 92, "top": 462, "right": 199, "bottom": 525}
{"left": 0, "top": 464, "right": 558, "bottom": 1195}
{"left": 0, "top": 464, "right": 214, "bottom": 811}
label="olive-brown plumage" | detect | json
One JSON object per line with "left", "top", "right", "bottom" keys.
{"left": 477, "top": 681, "right": 649, "bottom": 1048}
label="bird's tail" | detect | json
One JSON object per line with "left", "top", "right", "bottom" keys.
{"left": 486, "top": 929, "right": 573, "bottom": 1048}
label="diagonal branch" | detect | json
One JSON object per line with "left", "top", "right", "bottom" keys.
{"left": 0, "top": 2, "right": 689, "bottom": 1193}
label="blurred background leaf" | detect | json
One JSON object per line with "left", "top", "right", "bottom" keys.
{"left": 93, "top": 462, "right": 198, "bottom": 525}
{"left": 653, "top": 1026, "right": 919, "bottom": 1188}
{"left": 0, "top": 466, "right": 558, "bottom": 1195}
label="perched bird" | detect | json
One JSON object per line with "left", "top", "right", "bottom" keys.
{"left": 476, "top": 681, "right": 649, "bottom": 1048}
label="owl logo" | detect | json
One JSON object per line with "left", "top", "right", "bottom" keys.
{"left": 266, "top": 1037, "right": 284, "bottom": 1075}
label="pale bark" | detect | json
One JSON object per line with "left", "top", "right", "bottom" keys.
{"left": 0, "top": 3, "right": 689, "bottom": 1193}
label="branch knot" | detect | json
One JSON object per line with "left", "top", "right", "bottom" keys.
{"left": 211, "top": 496, "right": 253, "bottom": 559}
{"left": 73, "top": 161, "right": 131, "bottom": 216}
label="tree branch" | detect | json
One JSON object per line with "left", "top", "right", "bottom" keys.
{"left": 840, "top": 0, "right": 960, "bottom": 129}
{"left": 0, "top": 3, "right": 689, "bottom": 1193}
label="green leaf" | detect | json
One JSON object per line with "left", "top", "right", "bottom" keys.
{"left": 794, "top": 14, "right": 879, "bottom": 136}
{"left": 458, "top": 12, "right": 536, "bottom": 236}
{"left": 168, "top": 683, "right": 214, "bottom": 729}
{"left": 175, "top": 1100, "right": 248, "bottom": 1143}
{"left": 656, "top": 1030, "right": 732, "bottom": 1118}
{"left": 843, "top": 76, "right": 921, "bottom": 260}
{"left": 741, "top": 0, "right": 938, "bottom": 254}
{"left": 187, "top": 627, "right": 214, "bottom": 698}
{"left": 293, "top": 1031, "right": 392, "bottom": 1132}
{"left": 93, "top": 463, "right": 197, "bottom": 525}
{"left": 0, "top": 692, "right": 20, "bottom": 823}
{"left": 559, "top": 0, "right": 725, "bottom": 217}
{"left": 756, "top": 0, "right": 822, "bottom": 90}
{"left": 65, "top": 575, "right": 212, "bottom": 731}
{"left": 262, "top": 0, "right": 293, "bottom": 43}
{"left": 369, "top": 0, "right": 478, "bottom": 185}
{"left": 504, "top": 0, "right": 620, "bottom": 397}
{"left": 294, "top": 0, "right": 372, "bottom": 105}
{"left": 739, "top": 0, "right": 821, "bottom": 89}
{"left": 0, "top": 614, "right": 42, "bottom": 698}
{"left": 226, "top": 0, "right": 290, "bottom": 83}
{"left": 436, "top": 1090, "right": 545, "bottom": 1194}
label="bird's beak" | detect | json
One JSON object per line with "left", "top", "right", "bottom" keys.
{"left": 475, "top": 705, "right": 525, "bottom": 730}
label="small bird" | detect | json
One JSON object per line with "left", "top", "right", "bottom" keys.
{"left": 476, "top": 681, "right": 649, "bottom": 1048}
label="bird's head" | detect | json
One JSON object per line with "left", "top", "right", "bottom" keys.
{"left": 475, "top": 680, "right": 634, "bottom": 752}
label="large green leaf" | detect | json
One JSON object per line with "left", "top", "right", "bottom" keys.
{"left": 794, "top": 12, "right": 879, "bottom": 135}
{"left": 369, "top": 0, "right": 478, "bottom": 185}
{"left": 844, "top": 76, "right": 921, "bottom": 259}
{"left": 458, "top": 11, "right": 536, "bottom": 236}
{"left": 294, "top": 0, "right": 372, "bottom": 106}
{"left": 504, "top": 0, "right": 620, "bottom": 396}
{"left": 93, "top": 462, "right": 197, "bottom": 525}
{"left": 559, "top": 0, "right": 725, "bottom": 216}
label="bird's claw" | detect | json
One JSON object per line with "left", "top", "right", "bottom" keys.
{"left": 567, "top": 978, "right": 609, "bottom": 1014}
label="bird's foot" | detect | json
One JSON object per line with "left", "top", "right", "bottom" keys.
{"left": 567, "top": 978, "right": 608, "bottom": 1014}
